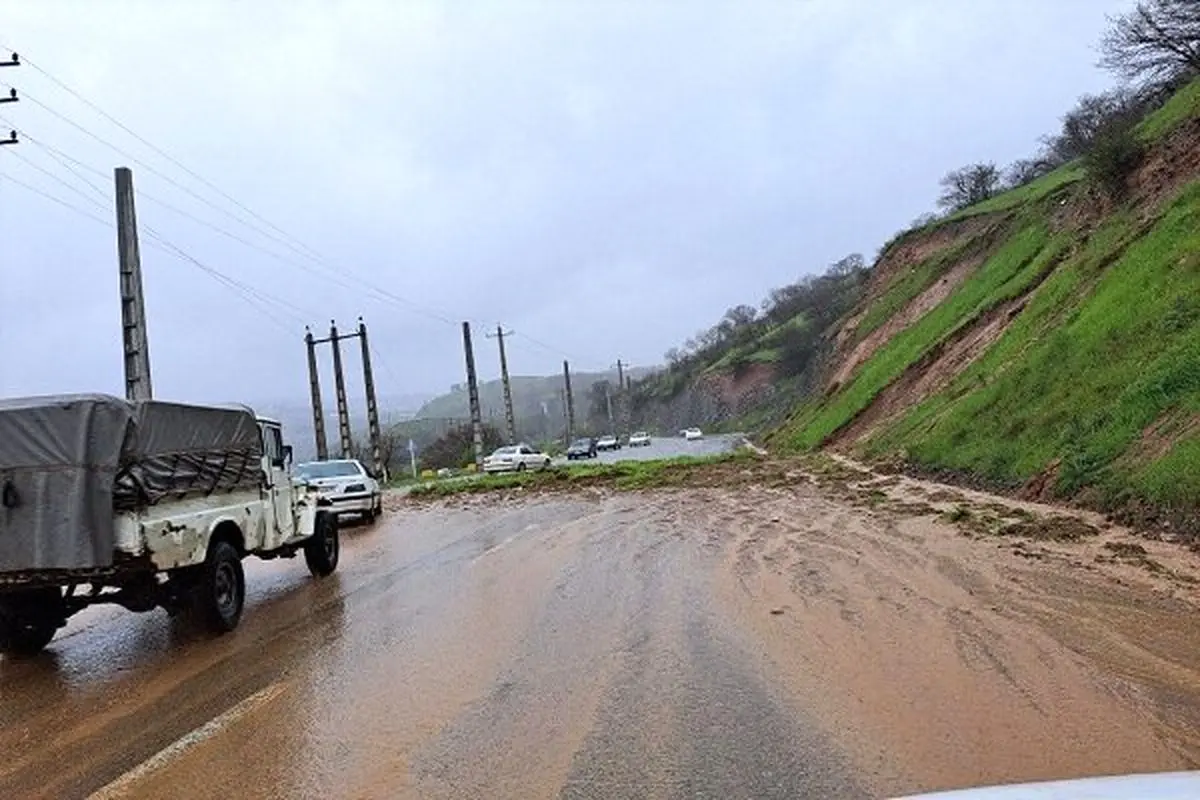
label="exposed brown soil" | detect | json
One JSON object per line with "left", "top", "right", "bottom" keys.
{"left": 701, "top": 361, "right": 776, "bottom": 410}
{"left": 828, "top": 253, "right": 986, "bottom": 393}
{"left": 828, "top": 291, "right": 1035, "bottom": 449}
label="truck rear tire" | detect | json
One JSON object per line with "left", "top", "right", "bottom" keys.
{"left": 0, "top": 588, "right": 65, "bottom": 657}
{"left": 197, "top": 541, "right": 245, "bottom": 634}
{"left": 304, "top": 511, "right": 339, "bottom": 578}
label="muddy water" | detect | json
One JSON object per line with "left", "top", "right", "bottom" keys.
{"left": 2, "top": 478, "right": 1200, "bottom": 798}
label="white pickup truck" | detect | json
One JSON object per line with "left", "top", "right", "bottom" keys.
{"left": 0, "top": 394, "right": 340, "bottom": 656}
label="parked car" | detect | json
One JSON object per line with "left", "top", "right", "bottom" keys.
{"left": 628, "top": 431, "right": 651, "bottom": 447}
{"left": 566, "top": 437, "right": 598, "bottom": 460}
{"left": 596, "top": 435, "right": 620, "bottom": 452}
{"left": 294, "top": 458, "right": 383, "bottom": 522}
{"left": 684, "top": 427, "right": 704, "bottom": 441}
{"left": 483, "top": 443, "right": 552, "bottom": 473}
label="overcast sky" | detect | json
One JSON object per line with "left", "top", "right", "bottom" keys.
{"left": 0, "top": 0, "right": 1127, "bottom": 409}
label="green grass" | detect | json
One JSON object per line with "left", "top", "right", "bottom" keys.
{"left": 706, "top": 313, "right": 810, "bottom": 372}
{"left": 405, "top": 451, "right": 754, "bottom": 498}
{"left": 949, "top": 164, "right": 1084, "bottom": 220}
{"left": 865, "top": 181, "right": 1200, "bottom": 507}
{"left": 1139, "top": 77, "right": 1200, "bottom": 142}
{"left": 783, "top": 221, "right": 1063, "bottom": 450}
{"left": 853, "top": 234, "right": 986, "bottom": 342}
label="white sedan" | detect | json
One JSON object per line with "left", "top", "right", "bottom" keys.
{"left": 483, "top": 444, "right": 552, "bottom": 473}
{"left": 683, "top": 427, "right": 704, "bottom": 441}
{"left": 294, "top": 458, "right": 383, "bottom": 522}
{"left": 628, "top": 431, "right": 651, "bottom": 447}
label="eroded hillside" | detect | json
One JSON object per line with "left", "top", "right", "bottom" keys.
{"left": 772, "top": 80, "right": 1200, "bottom": 534}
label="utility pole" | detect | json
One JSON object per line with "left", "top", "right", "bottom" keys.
{"left": 304, "top": 327, "right": 329, "bottom": 460}
{"left": 461, "top": 322, "right": 485, "bottom": 470}
{"left": 604, "top": 383, "right": 614, "bottom": 432}
{"left": 614, "top": 360, "right": 630, "bottom": 440}
{"left": 357, "top": 318, "right": 383, "bottom": 478}
{"left": 486, "top": 325, "right": 517, "bottom": 444}
{"left": 114, "top": 167, "right": 153, "bottom": 401}
{"left": 562, "top": 359, "right": 575, "bottom": 442}
{"left": 329, "top": 320, "right": 353, "bottom": 458}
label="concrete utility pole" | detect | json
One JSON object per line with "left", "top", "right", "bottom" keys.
{"left": 114, "top": 167, "right": 153, "bottom": 401}
{"left": 329, "top": 320, "right": 353, "bottom": 458}
{"left": 357, "top": 318, "right": 384, "bottom": 478}
{"left": 486, "top": 325, "right": 517, "bottom": 444}
{"left": 304, "top": 328, "right": 329, "bottom": 460}
{"left": 461, "top": 322, "right": 485, "bottom": 470}
{"left": 604, "top": 383, "right": 614, "bottom": 432}
{"left": 614, "top": 360, "right": 630, "bottom": 439}
{"left": 562, "top": 359, "right": 575, "bottom": 442}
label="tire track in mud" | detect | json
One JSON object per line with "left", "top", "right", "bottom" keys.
{"left": 686, "top": 477, "right": 1200, "bottom": 796}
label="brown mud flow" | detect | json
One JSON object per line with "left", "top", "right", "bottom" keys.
{"left": 3, "top": 465, "right": 1200, "bottom": 798}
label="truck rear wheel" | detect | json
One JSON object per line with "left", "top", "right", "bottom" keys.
{"left": 304, "top": 511, "right": 339, "bottom": 577}
{"left": 197, "top": 540, "right": 245, "bottom": 633}
{"left": 0, "top": 588, "right": 65, "bottom": 657}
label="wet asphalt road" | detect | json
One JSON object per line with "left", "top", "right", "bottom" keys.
{"left": 0, "top": 491, "right": 865, "bottom": 799}
{"left": 553, "top": 432, "right": 743, "bottom": 466}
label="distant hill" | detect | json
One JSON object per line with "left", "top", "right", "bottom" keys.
{"left": 256, "top": 392, "right": 433, "bottom": 461}
{"left": 416, "top": 369, "right": 654, "bottom": 425}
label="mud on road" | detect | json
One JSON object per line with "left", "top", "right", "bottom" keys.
{"left": 4, "top": 456, "right": 1200, "bottom": 798}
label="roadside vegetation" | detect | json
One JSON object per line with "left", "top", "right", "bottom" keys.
{"left": 405, "top": 451, "right": 760, "bottom": 499}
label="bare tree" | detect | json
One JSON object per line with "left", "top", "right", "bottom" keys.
{"left": 1004, "top": 157, "right": 1057, "bottom": 189}
{"left": 828, "top": 253, "right": 866, "bottom": 276}
{"left": 1100, "top": 0, "right": 1200, "bottom": 85}
{"left": 937, "top": 163, "right": 1001, "bottom": 212}
{"left": 1043, "top": 89, "right": 1145, "bottom": 164}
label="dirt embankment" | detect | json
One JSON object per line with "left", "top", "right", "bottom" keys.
{"left": 828, "top": 216, "right": 1004, "bottom": 392}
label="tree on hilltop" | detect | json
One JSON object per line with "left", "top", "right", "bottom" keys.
{"left": 937, "top": 163, "right": 1001, "bottom": 212}
{"left": 1100, "top": 0, "right": 1200, "bottom": 85}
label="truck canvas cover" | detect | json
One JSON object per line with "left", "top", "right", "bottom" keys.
{"left": 0, "top": 394, "right": 263, "bottom": 571}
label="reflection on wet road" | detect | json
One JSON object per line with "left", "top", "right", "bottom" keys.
{"left": 0, "top": 493, "right": 862, "bottom": 799}
{"left": 6, "top": 479, "right": 1200, "bottom": 798}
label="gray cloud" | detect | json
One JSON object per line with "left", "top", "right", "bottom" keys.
{"left": 0, "top": 0, "right": 1127, "bottom": 408}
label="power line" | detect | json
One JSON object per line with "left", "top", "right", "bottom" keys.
{"left": 10, "top": 86, "right": 326, "bottom": 262}
{"left": 0, "top": 166, "right": 111, "bottom": 227}
{"left": 0, "top": 49, "right": 601, "bottom": 361}
{"left": 3, "top": 46, "right": 326, "bottom": 263}
{"left": 3, "top": 145, "right": 108, "bottom": 211}
{"left": 0, "top": 165, "right": 311, "bottom": 335}
{"left": 4, "top": 115, "right": 463, "bottom": 326}
{"left": 1, "top": 77, "right": 464, "bottom": 328}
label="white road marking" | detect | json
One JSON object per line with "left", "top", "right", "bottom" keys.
{"left": 88, "top": 681, "right": 288, "bottom": 799}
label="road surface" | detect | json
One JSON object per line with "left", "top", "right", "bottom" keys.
{"left": 554, "top": 432, "right": 744, "bottom": 466}
{"left": 4, "top": 459, "right": 1200, "bottom": 798}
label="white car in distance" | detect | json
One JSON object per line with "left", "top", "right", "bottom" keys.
{"left": 483, "top": 443, "right": 552, "bottom": 473}
{"left": 294, "top": 458, "right": 383, "bottom": 522}
{"left": 683, "top": 427, "right": 704, "bottom": 441}
{"left": 628, "top": 431, "right": 651, "bottom": 447}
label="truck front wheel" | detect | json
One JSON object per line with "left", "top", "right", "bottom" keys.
{"left": 0, "top": 588, "right": 65, "bottom": 657}
{"left": 304, "top": 511, "right": 339, "bottom": 578}
{"left": 197, "top": 541, "right": 245, "bottom": 633}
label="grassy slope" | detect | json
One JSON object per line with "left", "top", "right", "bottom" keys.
{"left": 776, "top": 81, "right": 1200, "bottom": 517}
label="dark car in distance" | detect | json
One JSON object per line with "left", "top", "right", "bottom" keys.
{"left": 566, "top": 437, "right": 598, "bottom": 460}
